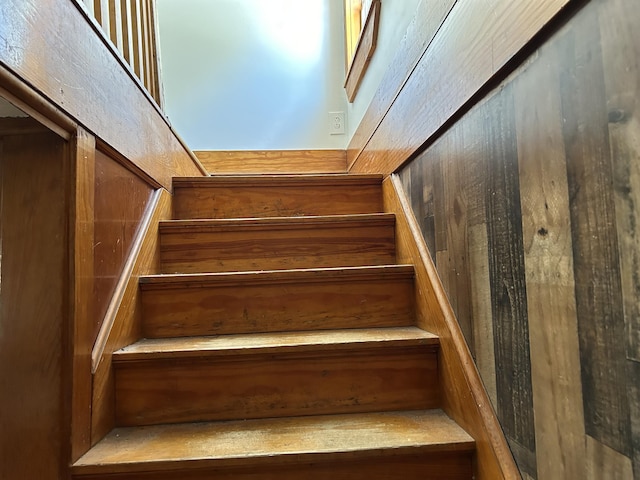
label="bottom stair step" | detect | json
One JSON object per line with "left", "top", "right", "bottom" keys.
{"left": 72, "top": 410, "right": 475, "bottom": 479}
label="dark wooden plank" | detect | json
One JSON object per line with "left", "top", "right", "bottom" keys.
{"left": 599, "top": 0, "right": 640, "bottom": 364}
{"left": 513, "top": 40, "right": 587, "bottom": 479}
{"left": 558, "top": 4, "right": 632, "bottom": 457}
{"left": 483, "top": 83, "right": 537, "bottom": 477}
{"left": 383, "top": 176, "right": 521, "bottom": 480}
{"left": 598, "top": 0, "right": 640, "bottom": 473}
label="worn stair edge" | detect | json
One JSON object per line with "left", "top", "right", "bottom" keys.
{"left": 172, "top": 173, "right": 383, "bottom": 188}
{"left": 159, "top": 213, "right": 395, "bottom": 233}
{"left": 72, "top": 410, "right": 474, "bottom": 475}
{"left": 113, "top": 327, "right": 439, "bottom": 362}
{"left": 139, "top": 264, "right": 414, "bottom": 289}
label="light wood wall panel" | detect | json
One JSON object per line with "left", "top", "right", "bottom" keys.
{"left": 348, "top": 0, "right": 573, "bottom": 175}
{"left": 93, "top": 150, "right": 153, "bottom": 340}
{"left": 398, "top": 0, "right": 640, "bottom": 477}
{"left": 0, "top": 131, "right": 70, "bottom": 479}
{"left": 0, "top": 0, "right": 204, "bottom": 190}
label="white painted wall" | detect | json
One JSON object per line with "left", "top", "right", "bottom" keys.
{"left": 346, "top": 0, "right": 422, "bottom": 139}
{"left": 157, "top": 0, "right": 349, "bottom": 150}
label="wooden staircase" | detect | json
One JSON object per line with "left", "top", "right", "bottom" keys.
{"left": 72, "top": 173, "right": 476, "bottom": 479}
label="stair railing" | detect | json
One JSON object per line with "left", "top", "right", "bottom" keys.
{"left": 81, "top": 0, "right": 163, "bottom": 107}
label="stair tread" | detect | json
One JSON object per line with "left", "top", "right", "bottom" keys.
{"left": 72, "top": 410, "right": 474, "bottom": 474}
{"left": 114, "top": 327, "right": 438, "bottom": 361}
{"left": 140, "top": 264, "right": 414, "bottom": 288}
{"left": 173, "top": 173, "right": 383, "bottom": 187}
{"left": 159, "top": 213, "right": 395, "bottom": 232}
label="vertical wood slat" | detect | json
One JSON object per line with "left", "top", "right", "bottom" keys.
{"left": 108, "top": 0, "right": 124, "bottom": 52}
{"left": 559, "top": 4, "right": 632, "bottom": 457}
{"left": 94, "top": 0, "right": 110, "bottom": 34}
{"left": 70, "top": 128, "right": 96, "bottom": 462}
{"left": 120, "top": 0, "right": 134, "bottom": 64}
{"left": 89, "top": 0, "right": 162, "bottom": 105}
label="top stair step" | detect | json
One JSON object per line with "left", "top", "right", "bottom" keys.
{"left": 172, "top": 174, "right": 383, "bottom": 219}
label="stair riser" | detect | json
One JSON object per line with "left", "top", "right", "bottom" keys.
{"left": 74, "top": 452, "right": 472, "bottom": 479}
{"left": 114, "top": 347, "right": 439, "bottom": 426}
{"left": 173, "top": 184, "right": 383, "bottom": 219}
{"left": 141, "top": 276, "right": 415, "bottom": 338}
{"left": 160, "top": 223, "right": 396, "bottom": 274}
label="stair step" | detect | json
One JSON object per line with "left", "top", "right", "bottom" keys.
{"left": 172, "top": 174, "right": 384, "bottom": 219}
{"left": 159, "top": 214, "right": 396, "bottom": 274}
{"left": 139, "top": 265, "right": 416, "bottom": 338}
{"left": 113, "top": 327, "right": 440, "bottom": 426}
{"left": 72, "top": 410, "right": 474, "bottom": 479}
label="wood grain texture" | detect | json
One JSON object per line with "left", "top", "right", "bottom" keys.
{"left": 0, "top": 131, "right": 69, "bottom": 479}
{"left": 159, "top": 214, "right": 396, "bottom": 274}
{"left": 0, "top": 0, "right": 204, "bottom": 189}
{"left": 194, "top": 150, "right": 347, "bottom": 174}
{"left": 73, "top": 410, "right": 474, "bottom": 479}
{"left": 71, "top": 127, "right": 96, "bottom": 462}
{"left": 484, "top": 84, "right": 536, "bottom": 475}
{"left": 345, "top": 0, "right": 380, "bottom": 102}
{"left": 558, "top": 5, "right": 631, "bottom": 456}
{"left": 348, "top": 0, "right": 572, "bottom": 175}
{"left": 114, "top": 336, "right": 439, "bottom": 426}
{"left": 513, "top": 42, "right": 587, "bottom": 480}
{"left": 347, "top": 0, "right": 457, "bottom": 169}
{"left": 91, "top": 189, "right": 171, "bottom": 445}
{"left": 140, "top": 265, "right": 416, "bottom": 337}
{"left": 92, "top": 150, "right": 154, "bottom": 341}
{"left": 172, "top": 174, "right": 383, "bottom": 220}
{"left": 382, "top": 176, "right": 519, "bottom": 480}
{"left": 396, "top": 0, "right": 640, "bottom": 475}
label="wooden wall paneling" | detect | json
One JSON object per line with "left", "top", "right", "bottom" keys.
{"left": 459, "top": 107, "right": 497, "bottom": 408}
{"left": 383, "top": 175, "right": 520, "bottom": 480}
{"left": 91, "top": 189, "right": 171, "bottom": 444}
{"left": 349, "top": 0, "right": 573, "bottom": 175}
{"left": 599, "top": 0, "right": 640, "bottom": 472}
{"left": 120, "top": 0, "right": 134, "bottom": 64}
{"left": 0, "top": 0, "right": 204, "bottom": 189}
{"left": 558, "top": 5, "right": 632, "bottom": 457}
{"left": 586, "top": 435, "right": 634, "bottom": 480}
{"left": 0, "top": 131, "right": 69, "bottom": 479}
{"left": 347, "top": 0, "right": 457, "bottom": 168}
{"left": 92, "top": 150, "right": 154, "bottom": 341}
{"left": 71, "top": 127, "right": 97, "bottom": 462}
{"left": 513, "top": 43, "right": 587, "bottom": 480}
{"left": 483, "top": 83, "right": 536, "bottom": 477}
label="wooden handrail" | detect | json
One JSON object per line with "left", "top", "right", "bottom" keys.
{"left": 85, "top": 0, "right": 163, "bottom": 107}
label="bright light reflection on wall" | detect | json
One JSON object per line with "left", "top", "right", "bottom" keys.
{"left": 252, "top": 0, "right": 324, "bottom": 66}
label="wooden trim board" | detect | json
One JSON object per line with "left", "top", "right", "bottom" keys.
{"left": 348, "top": 0, "right": 574, "bottom": 174}
{"left": 345, "top": 0, "right": 381, "bottom": 102}
{"left": 194, "top": 150, "right": 347, "bottom": 174}
{"left": 382, "top": 175, "right": 520, "bottom": 480}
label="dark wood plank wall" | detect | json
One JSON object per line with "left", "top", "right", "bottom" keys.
{"left": 398, "top": 0, "right": 639, "bottom": 477}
